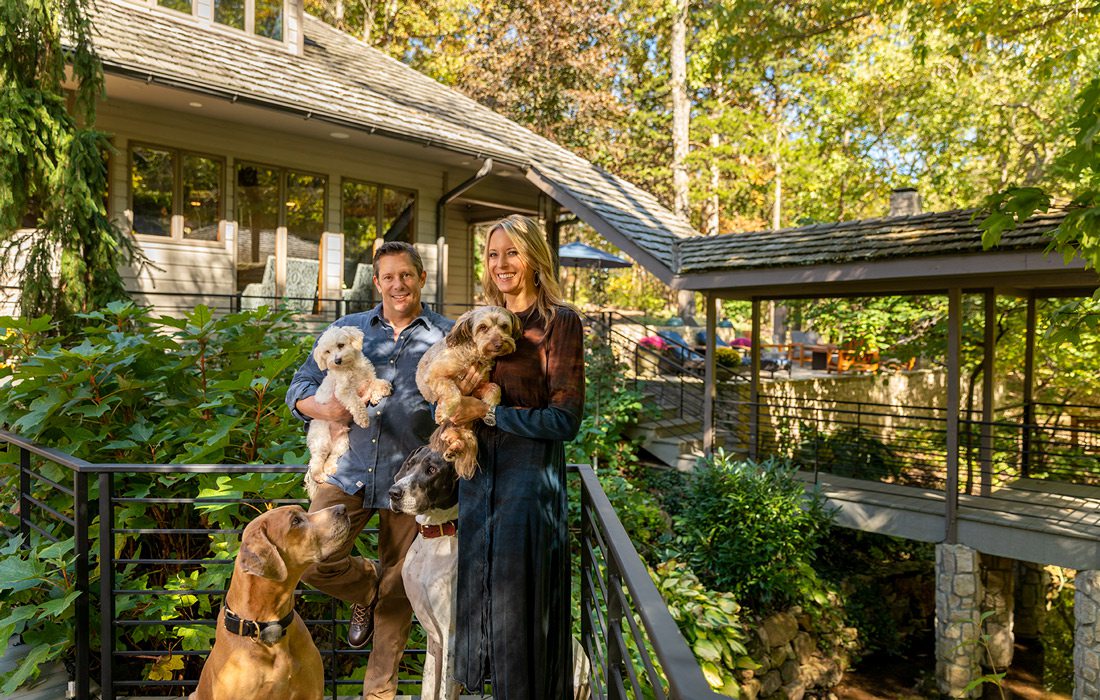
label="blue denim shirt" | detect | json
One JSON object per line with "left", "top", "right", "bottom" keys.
{"left": 286, "top": 303, "right": 453, "bottom": 508}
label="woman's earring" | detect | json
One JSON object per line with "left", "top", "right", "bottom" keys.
{"left": 534, "top": 271, "right": 541, "bottom": 288}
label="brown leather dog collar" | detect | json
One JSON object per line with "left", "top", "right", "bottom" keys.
{"left": 419, "top": 520, "right": 457, "bottom": 538}
{"left": 223, "top": 603, "right": 295, "bottom": 643}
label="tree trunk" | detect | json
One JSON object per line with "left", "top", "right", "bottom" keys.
{"left": 706, "top": 131, "right": 720, "bottom": 235}
{"left": 670, "top": 0, "right": 689, "bottom": 219}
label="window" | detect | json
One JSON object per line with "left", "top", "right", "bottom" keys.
{"left": 131, "top": 145, "right": 223, "bottom": 241}
{"left": 156, "top": 0, "right": 283, "bottom": 40}
{"left": 341, "top": 179, "right": 416, "bottom": 287}
{"left": 235, "top": 164, "right": 326, "bottom": 284}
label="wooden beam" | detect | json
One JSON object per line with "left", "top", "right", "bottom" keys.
{"left": 703, "top": 294, "right": 717, "bottom": 457}
{"left": 981, "top": 290, "right": 995, "bottom": 497}
{"left": 750, "top": 298, "right": 761, "bottom": 461}
{"left": 1022, "top": 293, "right": 1037, "bottom": 477}
{"left": 946, "top": 288, "right": 961, "bottom": 543}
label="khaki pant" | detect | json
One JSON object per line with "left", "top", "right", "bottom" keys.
{"left": 302, "top": 483, "right": 418, "bottom": 700}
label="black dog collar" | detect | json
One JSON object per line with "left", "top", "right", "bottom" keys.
{"left": 223, "top": 603, "right": 295, "bottom": 644}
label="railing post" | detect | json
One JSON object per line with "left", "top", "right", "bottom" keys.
{"left": 1021, "top": 293, "right": 1036, "bottom": 478}
{"left": 99, "top": 472, "right": 115, "bottom": 700}
{"left": 580, "top": 488, "right": 595, "bottom": 693}
{"left": 74, "top": 471, "right": 90, "bottom": 700}
{"left": 19, "top": 447, "right": 30, "bottom": 547}
{"left": 606, "top": 567, "right": 626, "bottom": 700}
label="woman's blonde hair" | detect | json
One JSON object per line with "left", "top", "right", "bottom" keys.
{"left": 481, "top": 214, "right": 570, "bottom": 323}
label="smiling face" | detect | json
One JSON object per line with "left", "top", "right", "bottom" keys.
{"left": 486, "top": 228, "right": 536, "bottom": 300}
{"left": 373, "top": 251, "right": 426, "bottom": 323}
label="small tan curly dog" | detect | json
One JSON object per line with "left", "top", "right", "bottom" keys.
{"left": 306, "top": 326, "right": 391, "bottom": 498}
{"left": 415, "top": 306, "right": 521, "bottom": 478}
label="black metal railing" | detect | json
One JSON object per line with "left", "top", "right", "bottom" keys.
{"left": 1, "top": 429, "right": 720, "bottom": 699}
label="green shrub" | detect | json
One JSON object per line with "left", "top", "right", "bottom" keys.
{"left": 794, "top": 426, "right": 902, "bottom": 482}
{"left": 597, "top": 472, "right": 671, "bottom": 564}
{"left": 0, "top": 303, "right": 312, "bottom": 688}
{"left": 672, "top": 451, "right": 835, "bottom": 614}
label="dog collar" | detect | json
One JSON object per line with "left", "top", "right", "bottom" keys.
{"left": 223, "top": 603, "right": 295, "bottom": 643}
{"left": 419, "top": 520, "right": 457, "bottom": 538}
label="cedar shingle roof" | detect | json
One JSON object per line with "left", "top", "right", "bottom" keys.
{"left": 678, "top": 208, "right": 1067, "bottom": 274}
{"left": 89, "top": 0, "right": 691, "bottom": 270}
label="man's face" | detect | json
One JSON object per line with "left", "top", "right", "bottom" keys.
{"left": 374, "top": 252, "right": 425, "bottom": 320}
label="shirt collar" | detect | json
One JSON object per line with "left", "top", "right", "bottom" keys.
{"left": 367, "top": 303, "right": 438, "bottom": 332}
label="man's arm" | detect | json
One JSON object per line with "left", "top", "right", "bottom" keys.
{"left": 295, "top": 394, "right": 353, "bottom": 423}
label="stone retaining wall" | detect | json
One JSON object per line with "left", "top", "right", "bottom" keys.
{"left": 738, "top": 610, "right": 855, "bottom": 700}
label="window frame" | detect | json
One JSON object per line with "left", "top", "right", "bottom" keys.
{"left": 340, "top": 176, "right": 418, "bottom": 245}
{"left": 150, "top": 0, "right": 287, "bottom": 44}
{"left": 129, "top": 142, "right": 226, "bottom": 247}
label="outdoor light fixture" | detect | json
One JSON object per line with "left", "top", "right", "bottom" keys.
{"left": 329, "top": 131, "right": 350, "bottom": 139}
{"left": 188, "top": 101, "right": 203, "bottom": 108}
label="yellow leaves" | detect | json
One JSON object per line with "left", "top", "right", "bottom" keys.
{"left": 146, "top": 652, "right": 184, "bottom": 681}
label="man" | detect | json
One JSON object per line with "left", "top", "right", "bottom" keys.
{"left": 286, "top": 241, "right": 452, "bottom": 700}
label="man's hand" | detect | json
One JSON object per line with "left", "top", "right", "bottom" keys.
{"left": 455, "top": 366, "right": 482, "bottom": 395}
{"left": 296, "top": 395, "right": 354, "bottom": 424}
{"left": 448, "top": 396, "right": 490, "bottom": 426}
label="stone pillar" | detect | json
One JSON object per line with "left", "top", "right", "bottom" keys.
{"left": 1075, "top": 570, "right": 1100, "bottom": 700}
{"left": 981, "top": 554, "right": 1015, "bottom": 670}
{"left": 1015, "top": 561, "right": 1049, "bottom": 640}
{"left": 936, "top": 543, "right": 983, "bottom": 698}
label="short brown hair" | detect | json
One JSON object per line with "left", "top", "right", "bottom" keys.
{"left": 373, "top": 241, "right": 423, "bottom": 277}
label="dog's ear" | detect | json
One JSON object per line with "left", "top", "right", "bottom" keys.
{"left": 447, "top": 311, "right": 474, "bottom": 348}
{"left": 507, "top": 309, "right": 523, "bottom": 340}
{"left": 344, "top": 327, "right": 365, "bottom": 351}
{"left": 239, "top": 517, "right": 288, "bottom": 582}
{"left": 312, "top": 337, "right": 328, "bottom": 369}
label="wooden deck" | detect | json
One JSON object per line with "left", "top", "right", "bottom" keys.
{"left": 0, "top": 639, "right": 70, "bottom": 700}
{"left": 799, "top": 471, "right": 1100, "bottom": 569}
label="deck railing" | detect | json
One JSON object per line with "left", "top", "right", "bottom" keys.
{"left": 0, "top": 429, "right": 723, "bottom": 700}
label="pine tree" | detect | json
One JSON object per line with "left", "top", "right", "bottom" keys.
{"left": 1, "top": 0, "right": 138, "bottom": 330}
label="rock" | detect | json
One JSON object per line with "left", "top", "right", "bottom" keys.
{"left": 762, "top": 612, "right": 800, "bottom": 648}
{"left": 761, "top": 669, "right": 783, "bottom": 696}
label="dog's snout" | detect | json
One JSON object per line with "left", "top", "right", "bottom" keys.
{"left": 388, "top": 484, "right": 402, "bottom": 500}
{"left": 333, "top": 356, "right": 343, "bottom": 365}
{"left": 331, "top": 504, "right": 347, "bottom": 518}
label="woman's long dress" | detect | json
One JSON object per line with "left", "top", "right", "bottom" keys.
{"left": 454, "top": 304, "right": 585, "bottom": 700}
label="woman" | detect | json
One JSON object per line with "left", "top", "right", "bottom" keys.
{"left": 447, "top": 214, "right": 585, "bottom": 699}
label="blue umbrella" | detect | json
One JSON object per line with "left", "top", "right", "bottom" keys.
{"left": 557, "top": 241, "right": 633, "bottom": 269}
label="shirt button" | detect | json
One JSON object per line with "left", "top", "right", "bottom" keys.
{"left": 372, "top": 438, "right": 377, "bottom": 443}
{"left": 368, "top": 468, "right": 374, "bottom": 473}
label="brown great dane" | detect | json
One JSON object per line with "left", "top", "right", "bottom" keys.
{"left": 190, "top": 504, "right": 369, "bottom": 700}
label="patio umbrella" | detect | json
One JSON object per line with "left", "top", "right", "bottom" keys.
{"left": 557, "top": 241, "right": 633, "bottom": 269}
{"left": 557, "top": 242, "right": 633, "bottom": 302}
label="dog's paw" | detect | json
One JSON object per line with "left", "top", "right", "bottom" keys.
{"left": 366, "top": 379, "right": 393, "bottom": 405}
{"left": 352, "top": 414, "right": 370, "bottom": 429}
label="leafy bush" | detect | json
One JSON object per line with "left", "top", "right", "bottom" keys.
{"left": 597, "top": 473, "right": 670, "bottom": 564}
{"left": 567, "top": 330, "right": 652, "bottom": 473}
{"left": 672, "top": 451, "right": 835, "bottom": 614}
{"left": 794, "top": 426, "right": 902, "bottom": 482}
{"left": 653, "top": 560, "right": 753, "bottom": 697}
{"left": 0, "top": 303, "right": 312, "bottom": 688}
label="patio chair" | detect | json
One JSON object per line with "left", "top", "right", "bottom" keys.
{"left": 342, "top": 263, "right": 374, "bottom": 315}
{"left": 284, "top": 257, "right": 320, "bottom": 313}
{"left": 693, "top": 330, "right": 731, "bottom": 349}
{"left": 240, "top": 256, "right": 276, "bottom": 310}
{"left": 827, "top": 345, "right": 880, "bottom": 374}
{"left": 787, "top": 330, "right": 817, "bottom": 367}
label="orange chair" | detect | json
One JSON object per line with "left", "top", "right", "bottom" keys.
{"left": 826, "top": 346, "right": 880, "bottom": 374}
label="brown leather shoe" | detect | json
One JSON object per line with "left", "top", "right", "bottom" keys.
{"left": 348, "top": 561, "right": 381, "bottom": 649}
{"left": 348, "top": 598, "right": 375, "bottom": 649}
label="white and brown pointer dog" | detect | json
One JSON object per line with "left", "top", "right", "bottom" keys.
{"left": 190, "top": 504, "right": 364, "bottom": 700}
{"left": 388, "top": 445, "right": 461, "bottom": 700}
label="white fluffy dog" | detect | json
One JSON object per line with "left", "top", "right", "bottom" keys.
{"left": 305, "top": 326, "right": 391, "bottom": 499}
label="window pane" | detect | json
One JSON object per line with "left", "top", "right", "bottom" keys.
{"left": 255, "top": 0, "right": 283, "bottom": 40}
{"left": 182, "top": 154, "right": 222, "bottom": 241}
{"left": 381, "top": 186, "right": 416, "bottom": 242}
{"left": 214, "top": 0, "right": 244, "bottom": 30}
{"left": 236, "top": 164, "right": 279, "bottom": 286}
{"left": 342, "top": 180, "right": 379, "bottom": 286}
{"left": 158, "top": 0, "right": 192, "bottom": 13}
{"left": 131, "top": 146, "right": 174, "bottom": 237}
{"left": 286, "top": 171, "right": 326, "bottom": 254}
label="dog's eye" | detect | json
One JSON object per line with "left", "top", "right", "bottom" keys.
{"left": 291, "top": 515, "right": 303, "bottom": 527}
{"left": 427, "top": 465, "right": 438, "bottom": 475}
{"left": 337, "top": 343, "right": 345, "bottom": 349}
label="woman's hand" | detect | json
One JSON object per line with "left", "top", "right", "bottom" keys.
{"left": 448, "top": 396, "right": 490, "bottom": 426}
{"left": 455, "top": 366, "right": 482, "bottom": 395}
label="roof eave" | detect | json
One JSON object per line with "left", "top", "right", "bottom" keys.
{"left": 524, "top": 167, "right": 677, "bottom": 284}
{"left": 672, "top": 249, "right": 1099, "bottom": 299}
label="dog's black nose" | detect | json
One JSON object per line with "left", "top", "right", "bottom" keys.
{"left": 387, "top": 485, "right": 402, "bottom": 500}
{"left": 334, "top": 356, "right": 342, "bottom": 365}
{"left": 332, "top": 504, "right": 347, "bottom": 518}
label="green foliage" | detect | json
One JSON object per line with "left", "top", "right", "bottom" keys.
{"left": 671, "top": 451, "right": 835, "bottom": 614}
{"left": 1042, "top": 569, "right": 1075, "bottom": 693}
{"left": 597, "top": 472, "right": 670, "bottom": 564}
{"left": 652, "top": 559, "right": 752, "bottom": 697}
{"left": 567, "top": 330, "right": 653, "bottom": 473}
{"left": 794, "top": 426, "right": 903, "bottom": 482}
{"left": 0, "top": 0, "right": 140, "bottom": 331}
{"left": 0, "top": 304, "right": 312, "bottom": 687}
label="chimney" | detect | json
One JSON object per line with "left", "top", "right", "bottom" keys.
{"left": 889, "top": 188, "right": 922, "bottom": 217}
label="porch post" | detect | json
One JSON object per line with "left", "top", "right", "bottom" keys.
{"left": 946, "top": 288, "right": 961, "bottom": 543}
{"left": 703, "top": 294, "right": 717, "bottom": 456}
{"left": 750, "top": 298, "right": 761, "bottom": 460}
{"left": 1022, "top": 292, "right": 1037, "bottom": 477}
{"left": 980, "top": 290, "right": 995, "bottom": 496}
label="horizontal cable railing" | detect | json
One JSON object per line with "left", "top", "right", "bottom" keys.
{"left": 1, "top": 429, "right": 719, "bottom": 699}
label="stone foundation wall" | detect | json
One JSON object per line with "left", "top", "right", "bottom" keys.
{"left": 739, "top": 610, "right": 855, "bottom": 700}
{"left": 1075, "top": 570, "right": 1100, "bottom": 700}
{"left": 980, "top": 554, "right": 1015, "bottom": 670}
{"left": 936, "top": 543, "right": 982, "bottom": 698}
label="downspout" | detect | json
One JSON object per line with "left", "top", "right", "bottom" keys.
{"left": 436, "top": 159, "right": 493, "bottom": 312}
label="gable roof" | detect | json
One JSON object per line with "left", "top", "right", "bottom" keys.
{"left": 88, "top": 0, "right": 693, "bottom": 277}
